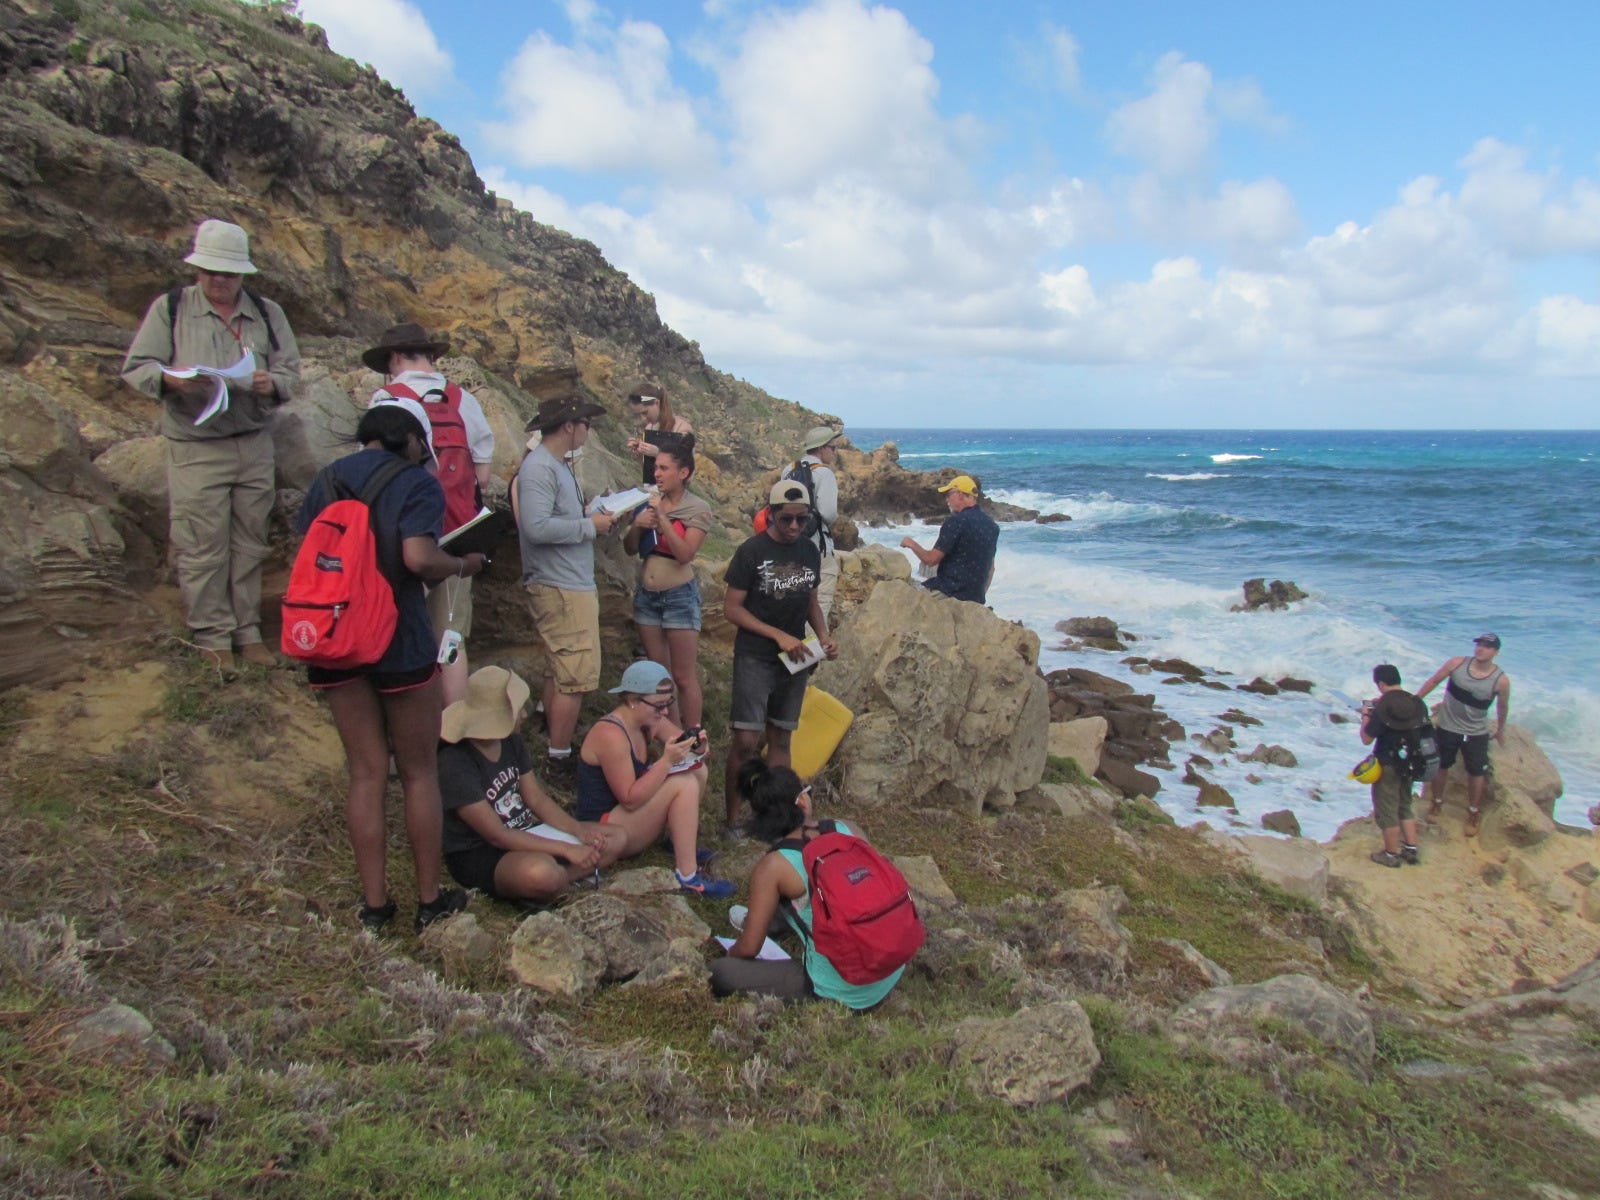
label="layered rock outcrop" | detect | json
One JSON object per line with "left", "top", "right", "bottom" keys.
{"left": 815, "top": 580, "right": 1048, "bottom": 813}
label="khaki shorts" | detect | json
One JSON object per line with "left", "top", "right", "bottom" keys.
{"left": 426, "top": 574, "right": 474, "bottom": 639}
{"left": 525, "top": 583, "right": 600, "bottom": 693}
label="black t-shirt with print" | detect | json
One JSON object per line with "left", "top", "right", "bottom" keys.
{"left": 723, "top": 531, "right": 821, "bottom": 661}
{"left": 438, "top": 734, "right": 537, "bottom": 856}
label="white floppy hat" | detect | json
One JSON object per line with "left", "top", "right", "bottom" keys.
{"left": 183, "top": 219, "right": 258, "bottom": 274}
{"left": 803, "top": 425, "right": 842, "bottom": 452}
{"left": 441, "top": 666, "right": 532, "bottom": 743}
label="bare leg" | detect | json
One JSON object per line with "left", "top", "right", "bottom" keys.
{"left": 438, "top": 650, "right": 469, "bottom": 708}
{"left": 546, "top": 688, "right": 583, "bottom": 754}
{"left": 493, "top": 851, "right": 592, "bottom": 900}
{"left": 665, "top": 628, "right": 702, "bottom": 727}
{"left": 638, "top": 624, "right": 680, "bottom": 725}
{"left": 726, "top": 728, "right": 762, "bottom": 825}
{"left": 324, "top": 680, "right": 391, "bottom": 909}
{"left": 606, "top": 774, "right": 705, "bottom": 875}
{"left": 765, "top": 725, "right": 794, "bottom": 770}
{"left": 383, "top": 676, "right": 446, "bottom": 903}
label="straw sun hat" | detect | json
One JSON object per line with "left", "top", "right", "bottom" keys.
{"left": 440, "top": 666, "right": 531, "bottom": 743}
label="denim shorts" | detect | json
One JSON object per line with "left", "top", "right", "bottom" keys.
{"left": 730, "top": 651, "right": 809, "bottom": 732}
{"left": 633, "top": 578, "right": 702, "bottom": 632}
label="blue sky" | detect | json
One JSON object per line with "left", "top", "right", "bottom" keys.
{"left": 295, "top": 0, "right": 1600, "bottom": 428}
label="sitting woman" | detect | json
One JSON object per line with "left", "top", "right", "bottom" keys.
{"left": 711, "top": 760, "right": 906, "bottom": 1010}
{"left": 576, "top": 660, "right": 731, "bottom": 898}
{"left": 439, "top": 665, "right": 626, "bottom": 903}
{"left": 623, "top": 443, "right": 713, "bottom": 728}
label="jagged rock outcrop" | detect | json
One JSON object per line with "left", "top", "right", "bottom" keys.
{"left": 1231, "top": 578, "right": 1309, "bottom": 611}
{"left": 815, "top": 579, "right": 1048, "bottom": 813}
{"left": 1171, "top": 974, "right": 1375, "bottom": 1074}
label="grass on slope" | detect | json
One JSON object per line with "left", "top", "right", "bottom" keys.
{"left": 2, "top": 657, "right": 1598, "bottom": 1199}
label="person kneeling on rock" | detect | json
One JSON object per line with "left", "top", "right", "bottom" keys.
{"left": 1359, "top": 664, "right": 1426, "bottom": 869}
{"left": 439, "top": 666, "right": 625, "bottom": 905}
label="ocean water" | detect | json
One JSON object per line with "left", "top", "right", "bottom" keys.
{"left": 851, "top": 429, "right": 1599, "bottom": 837}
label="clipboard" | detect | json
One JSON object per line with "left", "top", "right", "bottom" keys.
{"left": 438, "top": 507, "right": 513, "bottom": 557}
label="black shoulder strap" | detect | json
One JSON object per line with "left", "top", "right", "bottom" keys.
{"left": 242, "top": 288, "right": 281, "bottom": 353}
{"left": 774, "top": 817, "right": 837, "bottom": 854}
{"left": 166, "top": 287, "right": 183, "bottom": 360}
{"left": 358, "top": 456, "right": 413, "bottom": 508}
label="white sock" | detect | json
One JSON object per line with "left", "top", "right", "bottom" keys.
{"left": 548, "top": 748, "right": 572, "bottom": 760}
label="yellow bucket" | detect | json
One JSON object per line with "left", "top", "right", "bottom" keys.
{"left": 790, "top": 686, "right": 854, "bottom": 780}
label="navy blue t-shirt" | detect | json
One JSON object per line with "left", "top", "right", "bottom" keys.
{"left": 296, "top": 448, "right": 444, "bottom": 673}
{"left": 923, "top": 504, "right": 999, "bottom": 604}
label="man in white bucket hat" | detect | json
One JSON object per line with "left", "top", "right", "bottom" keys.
{"left": 122, "top": 219, "right": 301, "bottom": 671}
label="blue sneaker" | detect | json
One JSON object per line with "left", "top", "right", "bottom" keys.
{"left": 675, "top": 870, "right": 735, "bottom": 899}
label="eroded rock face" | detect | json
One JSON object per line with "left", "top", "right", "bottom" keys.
{"left": 950, "top": 1001, "right": 1101, "bottom": 1107}
{"left": 563, "top": 893, "right": 676, "bottom": 983}
{"left": 815, "top": 580, "right": 1049, "bottom": 814}
{"left": 506, "top": 911, "right": 606, "bottom": 998}
{"left": 0, "top": 374, "right": 156, "bottom": 686}
{"left": 1204, "top": 832, "right": 1330, "bottom": 904}
{"left": 1171, "top": 973, "right": 1375, "bottom": 1073}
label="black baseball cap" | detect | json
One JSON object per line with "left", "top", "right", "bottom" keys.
{"left": 1473, "top": 633, "right": 1502, "bottom": 649}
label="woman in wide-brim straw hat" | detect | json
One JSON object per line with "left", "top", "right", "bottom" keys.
{"left": 438, "top": 666, "right": 625, "bottom": 903}
{"left": 575, "top": 660, "right": 732, "bottom": 897}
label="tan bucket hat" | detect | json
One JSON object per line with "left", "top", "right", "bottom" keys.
{"left": 440, "top": 665, "right": 530, "bottom": 743}
{"left": 184, "top": 219, "right": 258, "bottom": 274}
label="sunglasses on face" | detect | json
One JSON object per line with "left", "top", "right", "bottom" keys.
{"left": 638, "top": 695, "right": 674, "bottom": 712}
{"left": 772, "top": 512, "right": 807, "bottom": 527}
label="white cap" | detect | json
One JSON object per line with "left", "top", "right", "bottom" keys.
{"left": 369, "top": 396, "right": 437, "bottom": 465}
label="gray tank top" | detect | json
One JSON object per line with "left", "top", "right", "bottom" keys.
{"left": 1436, "top": 661, "right": 1502, "bottom": 736}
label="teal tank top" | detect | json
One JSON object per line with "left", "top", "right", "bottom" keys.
{"left": 777, "top": 820, "right": 904, "bottom": 1010}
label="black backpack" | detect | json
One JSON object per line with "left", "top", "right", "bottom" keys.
{"left": 1395, "top": 721, "right": 1441, "bottom": 785}
{"left": 780, "top": 459, "right": 830, "bottom": 549}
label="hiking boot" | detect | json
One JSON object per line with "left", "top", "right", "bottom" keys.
{"left": 236, "top": 642, "right": 277, "bottom": 668}
{"left": 1426, "top": 795, "right": 1445, "bottom": 821}
{"left": 1369, "top": 850, "right": 1403, "bottom": 869}
{"left": 1400, "top": 846, "right": 1420, "bottom": 865}
{"left": 1464, "top": 807, "right": 1482, "bottom": 838}
{"left": 676, "top": 870, "right": 736, "bottom": 899}
{"left": 358, "top": 899, "right": 397, "bottom": 932}
{"left": 414, "top": 888, "right": 468, "bottom": 933}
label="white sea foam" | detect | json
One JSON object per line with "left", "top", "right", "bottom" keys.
{"left": 894, "top": 449, "right": 1002, "bottom": 460}
{"left": 1146, "top": 472, "right": 1228, "bottom": 481}
{"left": 987, "top": 488, "right": 1181, "bottom": 525}
{"left": 1210, "top": 453, "right": 1262, "bottom": 464}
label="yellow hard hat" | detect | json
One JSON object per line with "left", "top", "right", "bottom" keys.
{"left": 1349, "top": 755, "right": 1382, "bottom": 785}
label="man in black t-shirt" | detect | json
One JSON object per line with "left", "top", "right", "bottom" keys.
{"left": 722, "top": 479, "right": 838, "bottom": 827}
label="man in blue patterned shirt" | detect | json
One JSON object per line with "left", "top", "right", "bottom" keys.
{"left": 900, "top": 474, "right": 999, "bottom": 605}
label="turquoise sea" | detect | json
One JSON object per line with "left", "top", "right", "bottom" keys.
{"left": 853, "top": 429, "right": 1599, "bottom": 836}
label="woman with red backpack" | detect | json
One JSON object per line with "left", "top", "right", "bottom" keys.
{"left": 712, "top": 760, "right": 919, "bottom": 1009}
{"left": 295, "top": 402, "right": 485, "bottom": 934}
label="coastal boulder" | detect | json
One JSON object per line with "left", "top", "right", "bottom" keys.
{"left": 950, "top": 1001, "right": 1101, "bottom": 1107}
{"left": 506, "top": 911, "right": 606, "bottom": 999}
{"left": 1047, "top": 716, "right": 1107, "bottom": 777}
{"left": 1231, "top": 578, "right": 1309, "bottom": 612}
{"left": 815, "top": 580, "right": 1049, "bottom": 814}
{"left": 1171, "top": 974, "right": 1374, "bottom": 1073}
{"left": 1203, "top": 832, "right": 1330, "bottom": 904}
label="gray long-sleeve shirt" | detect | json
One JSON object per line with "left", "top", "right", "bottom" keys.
{"left": 121, "top": 284, "right": 301, "bottom": 441}
{"left": 516, "top": 444, "right": 596, "bottom": 591}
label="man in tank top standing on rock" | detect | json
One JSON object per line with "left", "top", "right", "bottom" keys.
{"left": 1415, "top": 633, "right": 1511, "bottom": 837}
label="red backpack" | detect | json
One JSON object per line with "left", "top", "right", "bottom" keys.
{"left": 380, "top": 382, "right": 479, "bottom": 534}
{"left": 783, "top": 820, "right": 925, "bottom": 985}
{"left": 280, "top": 458, "right": 411, "bottom": 668}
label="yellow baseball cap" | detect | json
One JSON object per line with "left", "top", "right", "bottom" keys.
{"left": 937, "top": 474, "right": 979, "bottom": 495}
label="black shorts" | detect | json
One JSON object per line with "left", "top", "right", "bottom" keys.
{"left": 307, "top": 662, "right": 438, "bottom": 694}
{"left": 730, "top": 652, "right": 809, "bottom": 732}
{"left": 445, "top": 845, "right": 506, "bottom": 896}
{"left": 1436, "top": 728, "right": 1491, "bottom": 777}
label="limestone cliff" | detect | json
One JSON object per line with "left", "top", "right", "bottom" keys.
{"left": 0, "top": 0, "right": 841, "bottom": 684}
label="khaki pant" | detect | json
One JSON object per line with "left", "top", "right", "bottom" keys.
{"left": 167, "top": 431, "right": 274, "bottom": 650}
{"left": 805, "top": 553, "right": 841, "bottom": 642}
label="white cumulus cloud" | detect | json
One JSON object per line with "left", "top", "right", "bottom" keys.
{"left": 296, "top": 0, "right": 454, "bottom": 94}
